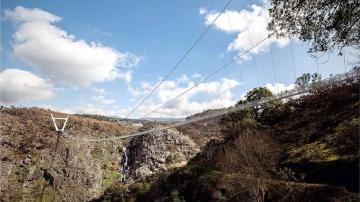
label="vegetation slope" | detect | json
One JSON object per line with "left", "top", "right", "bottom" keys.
{"left": 97, "top": 77, "right": 359, "bottom": 202}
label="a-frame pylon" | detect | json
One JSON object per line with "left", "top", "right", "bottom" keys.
{"left": 51, "top": 113, "right": 69, "bottom": 132}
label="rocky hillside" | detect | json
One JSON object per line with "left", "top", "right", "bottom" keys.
{"left": 96, "top": 78, "right": 359, "bottom": 201}
{"left": 1, "top": 78, "right": 359, "bottom": 202}
{"left": 0, "top": 108, "right": 201, "bottom": 202}
{"left": 0, "top": 107, "right": 139, "bottom": 201}
{"left": 177, "top": 116, "right": 225, "bottom": 148}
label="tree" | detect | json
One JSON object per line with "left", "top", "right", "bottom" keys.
{"left": 268, "top": 0, "right": 360, "bottom": 55}
{"left": 244, "top": 87, "right": 273, "bottom": 103}
{"left": 236, "top": 87, "right": 278, "bottom": 119}
{"left": 295, "top": 73, "right": 322, "bottom": 86}
{"left": 311, "top": 73, "right": 322, "bottom": 83}
{"left": 295, "top": 73, "right": 311, "bottom": 86}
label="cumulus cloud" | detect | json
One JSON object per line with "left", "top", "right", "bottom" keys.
{"left": 92, "top": 95, "right": 115, "bottom": 105}
{"left": 5, "top": 6, "right": 141, "bottom": 87}
{"left": 199, "top": 7, "right": 208, "bottom": 15}
{"left": 203, "top": 3, "right": 289, "bottom": 60}
{"left": 59, "top": 104, "right": 114, "bottom": 115}
{"left": 128, "top": 74, "right": 241, "bottom": 118}
{"left": 264, "top": 83, "right": 295, "bottom": 95}
{"left": 45, "top": 103, "right": 130, "bottom": 117}
{"left": 0, "top": 69, "right": 54, "bottom": 103}
{"left": 41, "top": 74, "right": 241, "bottom": 118}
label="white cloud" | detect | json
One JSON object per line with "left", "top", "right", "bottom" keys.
{"left": 92, "top": 95, "right": 115, "bottom": 105}
{"left": 75, "top": 104, "right": 112, "bottom": 115}
{"left": 116, "top": 70, "right": 133, "bottom": 83}
{"left": 128, "top": 74, "right": 241, "bottom": 118}
{"left": 0, "top": 69, "right": 54, "bottom": 103}
{"left": 203, "top": 4, "right": 289, "bottom": 60}
{"left": 43, "top": 81, "right": 295, "bottom": 118}
{"left": 127, "top": 85, "right": 143, "bottom": 97}
{"left": 55, "top": 103, "right": 113, "bottom": 115}
{"left": 93, "top": 87, "right": 107, "bottom": 95}
{"left": 264, "top": 83, "right": 295, "bottom": 95}
{"left": 39, "top": 75, "right": 241, "bottom": 118}
{"left": 191, "top": 73, "right": 202, "bottom": 79}
{"left": 199, "top": 7, "right": 208, "bottom": 15}
{"left": 5, "top": 6, "right": 141, "bottom": 87}
{"left": 40, "top": 103, "right": 129, "bottom": 117}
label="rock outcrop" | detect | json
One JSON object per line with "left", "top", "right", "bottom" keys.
{"left": 177, "top": 116, "right": 226, "bottom": 148}
{"left": 124, "top": 124, "right": 200, "bottom": 181}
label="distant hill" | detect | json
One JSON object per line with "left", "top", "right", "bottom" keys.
{"left": 144, "top": 117, "right": 185, "bottom": 123}
{"left": 77, "top": 114, "right": 184, "bottom": 124}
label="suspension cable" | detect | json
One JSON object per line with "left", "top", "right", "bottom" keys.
{"left": 316, "top": 53, "right": 320, "bottom": 74}
{"left": 124, "top": 0, "right": 234, "bottom": 119}
{"left": 244, "top": 12, "right": 260, "bottom": 86}
{"left": 225, "top": 7, "right": 244, "bottom": 97}
{"left": 268, "top": 38, "right": 279, "bottom": 93}
{"left": 59, "top": 69, "right": 357, "bottom": 142}
{"left": 343, "top": 49, "right": 347, "bottom": 73}
{"left": 290, "top": 39, "right": 297, "bottom": 79}
{"left": 140, "top": 34, "right": 273, "bottom": 119}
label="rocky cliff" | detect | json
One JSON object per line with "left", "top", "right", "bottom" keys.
{"left": 123, "top": 124, "right": 200, "bottom": 182}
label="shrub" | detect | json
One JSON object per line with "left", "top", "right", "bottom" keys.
{"left": 219, "top": 131, "right": 280, "bottom": 177}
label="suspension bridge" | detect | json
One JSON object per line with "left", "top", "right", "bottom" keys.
{"left": 53, "top": 69, "right": 359, "bottom": 142}
{"left": 49, "top": 0, "right": 358, "bottom": 143}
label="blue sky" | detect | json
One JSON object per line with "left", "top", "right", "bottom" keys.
{"left": 0, "top": 0, "right": 356, "bottom": 118}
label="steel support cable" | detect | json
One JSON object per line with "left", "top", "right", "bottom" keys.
{"left": 225, "top": 8, "right": 233, "bottom": 85}
{"left": 224, "top": 61, "right": 235, "bottom": 124}
{"left": 223, "top": 10, "right": 234, "bottom": 110}
{"left": 59, "top": 70, "right": 357, "bottom": 143}
{"left": 268, "top": 38, "right": 279, "bottom": 92}
{"left": 124, "top": 0, "right": 234, "bottom": 119}
{"left": 290, "top": 39, "right": 297, "bottom": 79}
{"left": 225, "top": 10, "right": 244, "bottom": 100}
{"left": 244, "top": 12, "right": 260, "bottom": 86}
{"left": 141, "top": 34, "right": 274, "bottom": 119}
{"left": 343, "top": 49, "right": 347, "bottom": 73}
{"left": 316, "top": 52, "right": 320, "bottom": 74}
{"left": 223, "top": 59, "right": 235, "bottom": 121}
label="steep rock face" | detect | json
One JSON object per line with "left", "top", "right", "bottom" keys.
{"left": 177, "top": 117, "right": 225, "bottom": 148}
{"left": 125, "top": 125, "right": 200, "bottom": 181}
{"left": 0, "top": 108, "right": 137, "bottom": 201}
